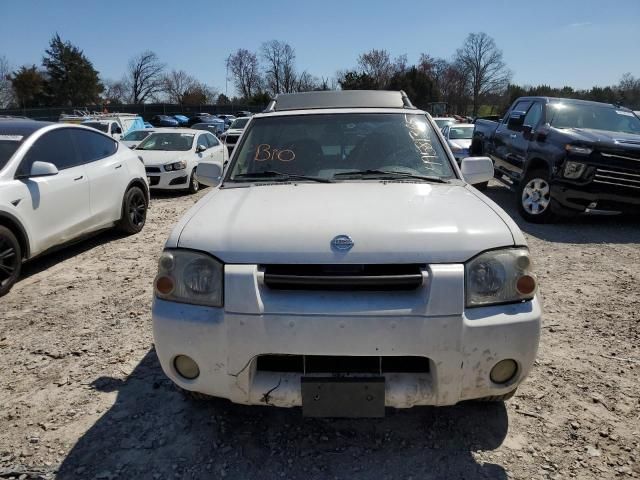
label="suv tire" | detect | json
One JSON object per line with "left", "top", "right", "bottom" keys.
{"left": 188, "top": 169, "right": 199, "bottom": 194}
{"left": 0, "top": 226, "right": 22, "bottom": 297}
{"left": 518, "top": 168, "right": 555, "bottom": 223}
{"left": 117, "top": 186, "right": 148, "bottom": 234}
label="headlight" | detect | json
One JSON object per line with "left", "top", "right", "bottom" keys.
{"left": 164, "top": 161, "right": 187, "bottom": 172}
{"left": 465, "top": 248, "right": 537, "bottom": 307}
{"left": 565, "top": 144, "right": 592, "bottom": 155}
{"left": 154, "top": 249, "right": 223, "bottom": 307}
{"left": 563, "top": 161, "right": 586, "bottom": 179}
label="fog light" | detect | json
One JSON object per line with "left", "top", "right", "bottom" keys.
{"left": 490, "top": 359, "right": 518, "bottom": 384}
{"left": 174, "top": 355, "right": 200, "bottom": 379}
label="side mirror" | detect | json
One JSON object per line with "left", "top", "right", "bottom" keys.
{"left": 461, "top": 156, "right": 494, "bottom": 185}
{"left": 196, "top": 144, "right": 207, "bottom": 153}
{"left": 30, "top": 161, "right": 59, "bottom": 177}
{"left": 507, "top": 112, "right": 526, "bottom": 131}
{"left": 197, "top": 161, "right": 222, "bottom": 187}
{"left": 522, "top": 125, "right": 533, "bottom": 139}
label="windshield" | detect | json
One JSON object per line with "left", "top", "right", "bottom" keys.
{"left": 136, "top": 132, "right": 194, "bottom": 151}
{"left": 548, "top": 103, "right": 640, "bottom": 134}
{"left": 83, "top": 122, "right": 109, "bottom": 133}
{"left": 0, "top": 136, "right": 23, "bottom": 171}
{"left": 227, "top": 113, "right": 454, "bottom": 182}
{"left": 434, "top": 118, "right": 456, "bottom": 128}
{"left": 230, "top": 118, "right": 249, "bottom": 129}
{"left": 122, "top": 130, "right": 152, "bottom": 141}
{"left": 448, "top": 126, "right": 474, "bottom": 140}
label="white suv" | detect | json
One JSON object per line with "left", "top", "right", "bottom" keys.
{"left": 152, "top": 91, "right": 541, "bottom": 417}
{"left": 0, "top": 120, "right": 149, "bottom": 296}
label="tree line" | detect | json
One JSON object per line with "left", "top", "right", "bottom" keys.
{"left": 1, "top": 33, "right": 639, "bottom": 116}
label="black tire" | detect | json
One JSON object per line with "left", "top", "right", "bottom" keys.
{"left": 476, "top": 388, "right": 517, "bottom": 402}
{"left": 117, "top": 186, "right": 148, "bottom": 234}
{"left": 517, "top": 168, "right": 555, "bottom": 223}
{"left": 188, "top": 168, "right": 199, "bottom": 194}
{"left": 470, "top": 138, "right": 483, "bottom": 156}
{"left": 0, "top": 226, "right": 22, "bottom": 297}
{"left": 473, "top": 181, "right": 489, "bottom": 191}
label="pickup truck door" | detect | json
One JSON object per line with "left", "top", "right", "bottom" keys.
{"left": 492, "top": 100, "right": 533, "bottom": 178}
{"left": 509, "top": 102, "right": 544, "bottom": 177}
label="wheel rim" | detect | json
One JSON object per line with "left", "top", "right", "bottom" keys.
{"left": 192, "top": 172, "right": 199, "bottom": 191}
{"left": 0, "top": 235, "right": 18, "bottom": 287}
{"left": 128, "top": 192, "right": 147, "bottom": 227}
{"left": 522, "top": 178, "right": 550, "bottom": 215}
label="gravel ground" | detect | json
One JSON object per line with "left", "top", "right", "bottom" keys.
{"left": 0, "top": 182, "right": 638, "bottom": 480}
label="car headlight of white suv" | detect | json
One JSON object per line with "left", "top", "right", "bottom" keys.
{"left": 154, "top": 249, "right": 223, "bottom": 307}
{"left": 465, "top": 248, "right": 537, "bottom": 307}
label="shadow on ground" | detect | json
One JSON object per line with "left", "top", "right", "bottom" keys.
{"left": 57, "top": 349, "right": 509, "bottom": 479}
{"left": 484, "top": 183, "right": 640, "bottom": 244}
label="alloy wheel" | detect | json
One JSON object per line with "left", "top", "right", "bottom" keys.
{"left": 128, "top": 191, "right": 147, "bottom": 227}
{"left": 0, "top": 236, "right": 18, "bottom": 287}
{"left": 521, "top": 178, "right": 550, "bottom": 215}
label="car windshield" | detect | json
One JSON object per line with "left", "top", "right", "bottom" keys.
{"left": 122, "top": 130, "right": 152, "bottom": 141}
{"left": 230, "top": 118, "right": 249, "bottom": 129}
{"left": 227, "top": 113, "right": 454, "bottom": 182}
{"left": 448, "top": 126, "right": 474, "bottom": 140}
{"left": 0, "top": 136, "right": 24, "bottom": 171}
{"left": 434, "top": 118, "right": 456, "bottom": 128}
{"left": 83, "top": 122, "right": 109, "bottom": 133}
{"left": 136, "top": 132, "right": 194, "bottom": 151}
{"left": 548, "top": 103, "right": 640, "bottom": 134}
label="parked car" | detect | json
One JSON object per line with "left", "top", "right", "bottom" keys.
{"left": 187, "top": 114, "right": 213, "bottom": 127}
{"left": 81, "top": 120, "right": 123, "bottom": 140}
{"left": 432, "top": 117, "right": 458, "bottom": 129}
{"left": 0, "top": 119, "right": 149, "bottom": 296}
{"left": 120, "top": 128, "right": 155, "bottom": 149}
{"left": 220, "top": 116, "right": 250, "bottom": 154}
{"left": 173, "top": 115, "right": 190, "bottom": 127}
{"left": 150, "top": 115, "right": 179, "bottom": 127}
{"left": 135, "top": 129, "right": 226, "bottom": 194}
{"left": 234, "top": 110, "right": 253, "bottom": 118}
{"left": 441, "top": 123, "right": 474, "bottom": 163}
{"left": 144, "top": 122, "right": 154, "bottom": 129}
{"left": 216, "top": 114, "right": 236, "bottom": 129}
{"left": 191, "top": 121, "right": 225, "bottom": 136}
{"left": 60, "top": 112, "right": 145, "bottom": 136}
{"left": 152, "top": 90, "right": 540, "bottom": 417}
{"left": 472, "top": 96, "right": 640, "bottom": 223}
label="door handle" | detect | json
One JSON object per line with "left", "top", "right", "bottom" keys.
{"left": 74, "top": 175, "right": 83, "bottom": 181}
{"left": 115, "top": 164, "right": 122, "bottom": 169}
{"left": 509, "top": 134, "right": 517, "bottom": 139}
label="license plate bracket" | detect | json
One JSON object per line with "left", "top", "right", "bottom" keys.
{"left": 301, "top": 377, "right": 385, "bottom": 418}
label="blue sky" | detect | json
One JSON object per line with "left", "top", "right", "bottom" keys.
{"left": 2, "top": 0, "right": 639, "bottom": 94}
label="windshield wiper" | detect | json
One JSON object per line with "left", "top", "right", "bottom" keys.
{"left": 333, "top": 169, "right": 449, "bottom": 183}
{"left": 231, "top": 170, "right": 333, "bottom": 183}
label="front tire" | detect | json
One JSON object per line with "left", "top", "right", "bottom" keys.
{"left": 518, "top": 168, "right": 555, "bottom": 223}
{"left": 0, "top": 226, "right": 22, "bottom": 297}
{"left": 117, "top": 186, "right": 148, "bottom": 234}
{"left": 188, "top": 169, "right": 199, "bottom": 194}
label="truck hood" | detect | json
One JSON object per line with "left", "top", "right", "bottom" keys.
{"left": 137, "top": 150, "right": 190, "bottom": 166}
{"left": 561, "top": 128, "right": 640, "bottom": 149}
{"left": 175, "top": 182, "right": 515, "bottom": 264}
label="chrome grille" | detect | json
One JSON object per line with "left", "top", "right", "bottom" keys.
{"left": 593, "top": 168, "right": 640, "bottom": 190}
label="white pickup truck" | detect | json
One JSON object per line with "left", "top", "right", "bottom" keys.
{"left": 151, "top": 90, "right": 541, "bottom": 417}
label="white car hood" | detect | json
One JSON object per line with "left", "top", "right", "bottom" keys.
{"left": 174, "top": 182, "right": 516, "bottom": 264}
{"left": 449, "top": 139, "right": 472, "bottom": 150}
{"left": 137, "top": 150, "right": 190, "bottom": 166}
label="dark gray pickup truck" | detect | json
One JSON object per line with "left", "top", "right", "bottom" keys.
{"left": 472, "top": 97, "right": 640, "bottom": 223}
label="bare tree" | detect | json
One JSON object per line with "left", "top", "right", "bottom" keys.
{"left": 0, "top": 55, "right": 14, "bottom": 107}
{"left": 261, "top": 40, "right": 297, "bottom": 95}
{"left": 102, "top": 79, "right": 128, "bottom": 104}
{"left": 227, "top": 49, "right": 262, "bottom": 100}
{"left": 163, "top": 69, "right": 198, "bottom": 104}
{"left": 125, "top": 51, "right": 165, "bottom": 104}
{"left": 455, "top": 33, "right": 511, "bottom": 116}
{"left": 357, "top": 49, "right": 394, "bottom": 88}
{"left": 618, "top": 72, "right": 640, "bottom": 108}
{"left": 295, "top": 71, "right": 319, "bottom": 92}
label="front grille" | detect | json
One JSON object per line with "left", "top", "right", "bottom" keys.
{"left": 145, "top": 166, "right": 161, "bottom": 173}
{"left": 256, "top": 355, "right": 430, "bottom": 374}
{"left": 593, "top": 168, "right": 640, "bottom": 190}
{"left": 263, "top": 264, "right": 425, "bottom": 291}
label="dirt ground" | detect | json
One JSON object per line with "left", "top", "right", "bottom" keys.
{"left": 0, "top": 182, "right": 639, "bottom": 480}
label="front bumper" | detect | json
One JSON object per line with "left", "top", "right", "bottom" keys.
{"left": 146, "top": 168, "right": 190, "bottom": 189}
{"left": 551, "top": 182, "right": 640, "bottom": 215}
{"left": 152, "top": 264, "right": 542, "bottom": 408}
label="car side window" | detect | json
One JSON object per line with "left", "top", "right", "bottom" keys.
{"left": 523, "top": 102, "right": 543, "bottom": 129}
{"left": 197, "top": 134, "right": 209, "bottom": 150}
{"left": 206, "top": 133, "right": 219, "bottom": 147}
{"left": 18, "top": 128, "right": 79, "bottom": 175}
{"left": 70, "top": 129, "right": 118, "bottom": 164}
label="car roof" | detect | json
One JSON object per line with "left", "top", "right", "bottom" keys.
{"left": 0, "top": 119, "right": 52, "bottom": 137}
{"left": 515, "top": 96, "right": 632, "bottom": 110}
{"left": 266, "top": 90, "right": 415, "bottom": 112}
